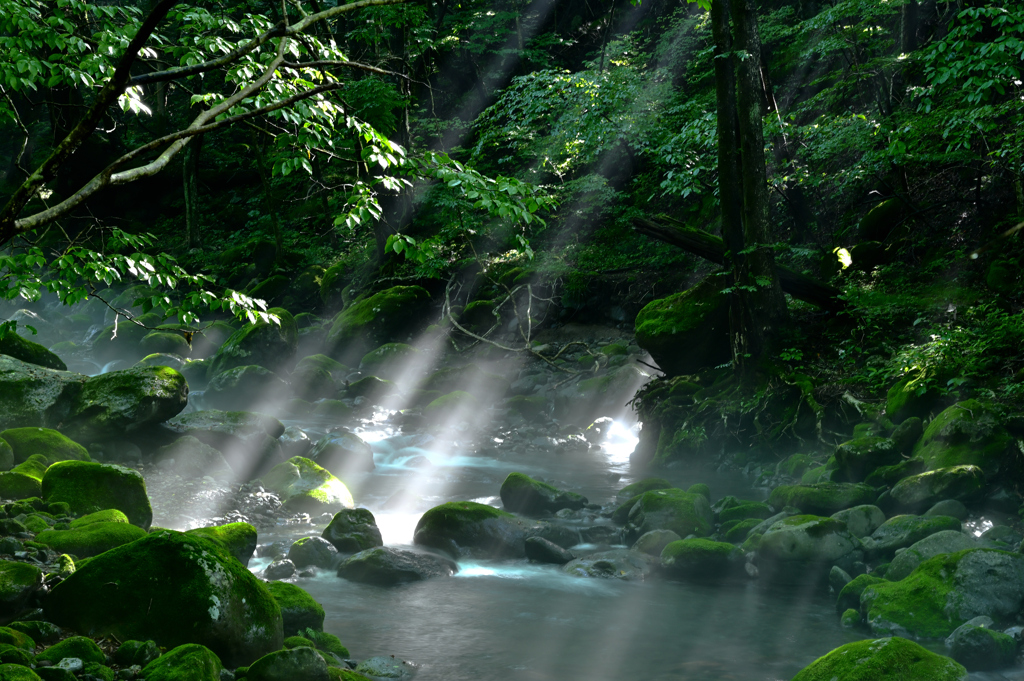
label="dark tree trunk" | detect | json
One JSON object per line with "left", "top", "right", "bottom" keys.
{"left": 183, "top": 133, "right": 203, "bottom": 249}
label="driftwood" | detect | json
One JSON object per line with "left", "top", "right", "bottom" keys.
{"left": 633, "top": 216, "right": 848, "bottom": 313}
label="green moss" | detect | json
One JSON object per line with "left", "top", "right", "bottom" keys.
{"left": 36, "top": 635, "right": 105, "bottom": 665}
{"left": 887, "top": 371, "right": 941, "bottom": 424}
{"left": 261, "top": 457, "right": 353, "bottom": 514}
{"left": 327, "top": 286, "right": 430, "bottom": 348}
{"left": 36, "top": 521, "right": 147, "bottom": 558}
{"left": 720, "top": 517, "right": 762, "bottom": 543}
{"left": 686, "top": 483, "right": 711, "bottom": 500}
{"left": 617, "top": 478, "right": 675, "bottom": 501}
{"left": 140, "top": 643, "right": 224, "bottom": 681}
{"left": 65, "top": 366, "right": 189, "bottom": 442}
{"left": 836, "top": 573, "right": 887, "bottom": 613}
{"left": 7, "top": 620, "right": 60, "bottom": 644}
{"left": 284, "top": 636, "right": 315, "bottom": 649}
{"left": 628, "top": 489, "right": 713, "bottom": 538}
{"left": 862, "top": 552, "right": 969, "bottom": 638}
{"left": 504, "top": 395, "right": 547, "bottom": 418}
{"left": 423, "top": 391, "right": 476, "bottom": 419}
{"left": 719, "top": 501, "right": 772, "bottom": 524}
{"left": 660, "top": 538, "right": 740, "bottom": 578}
{"left": 206, "top": 308, "right": 297, "bottom": 379}
{"left": 0, "top": 626, "right": 34, "bottom": 650}
{"left": 911, "top": 400, "right": 1012, "bottom": 476}
{"left": 82, "top": 663, "right": 115, "bottom": 681}
{"left": 185, "top": 523, "right": 257, "bottom": 566}
{"left": 70, "top": 509, "right": 129, "bottom": 529}
{"left": 22, "top": 515, "right": 50, "bottom": 533}
{"left": 295, "top": 355, "right": 348, "bottom": 378}
{"left": 43, "top": 531, "right": 282, "bottom": 667}
{"left": 791, "top": 636, "right": 967, "bottom": 680}
{"left": 305, "top": 630, "right": 349, "bottom": 659}
{"left": 359, "top": 344, "right": 419, "bottom": 374}
{"left": 0, "top": 428, "right": 88, "bottom": 466}
{"left": 415, "top": 502, "right": 513, "bottom": 535}
{"left": 0, "top": 333, "right": 66, "bottom": 371}
{"left": 266, "top": 581, "right": 325, "bottom": 636}
{"left": 41, "top": 461, "right": 152, "bottom": 529}
{"left": 767, "top": 482, "right": 877, "bottom": 516}
{"left": 777, "top": 453, "right": 816, "bottom": 478}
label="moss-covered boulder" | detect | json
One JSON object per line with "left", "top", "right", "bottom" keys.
{"left": 886, "top": 530, "right": 977, "bottom": 581}
{"left": 358, "top": 343, "right": 420, "bottom": 380}
{"left": 423, "top": 391, "right": 477, "bottom": 422}
{"left": 889, "top": 466, "right": 985, "bottom": 512}
{"left": 294, "top": 355, "right": 349, "bottom": 380}
{"left": 326, "top": 286, "right": 431, "bottom": 353}
{"left": 830, "top": 505, "right": 885, "bottom": 538}
{"left": 261, "top": 457, "right": 353, "bottom": 514}
{"left": 836, "top": 573, "right": 887, "bottom": 613}
{"left": 887, "top": 370, "right": 943, "bottom": 424}
{"left": 165, "top": 410, "right": 284, "bottom": 481}
{"left": 36, "top": 635, "right": 105, "bottom": 665}
{"left": 189, "top": 321, "right": 236, "bottom": 361}
{"left": 337, "top": 546, "right": 458, "bottom": 586}
{"left": 768, "top": 482, "right": 877, "bottom": 516}
{"left": 206, "top": 308, "right": 298, "bottom": 378}
{"left": 413, "top": 501, "right": 531, "bottom": 558}
{"left": 499, "top": 472, "right": 587, "bottom": 515}
{"left": 0, "top": 356, "right": 87, "bottom": 431}
{"left": 0, "top": 440, "right": 10, "bottom": 473}
{"left": 718, "top": 501, "right": 773, "bottom": 524}
{"left": 861, "top": 514, "right": 961, "bottom": 560}
{"left": 246, "top": 646, "right": 329, "bottom": 681}
{"left": 152, "top": 436, "right": 234, "bottom": 481}
{"left": 0, "top": 664, "right": 40, "bottom": 680}
{"left": 911, "top": 401, "right": 1012, "bottom": 478}
{"left": 623, "top": 489, "right": 713, "bottom": 542}
{"left": 0, "top": 560, "right": 41, "bottom": 622}
{"left": 69, "top": 509, "right": 128, "bottom": 528}
{"left": 7, "top": 620, "right": 60, "bottom": 645}
{"left": 307, "top": 433, "right": 373, "bottom": 479}
{"left": 44, "top": 530, "right": 282, "bottom": 666}
{"left": 562, "top": 548, "right": 657, "bottom": 581}
{"left": 63, "top": 366, "right": 189, "bottom": 442}
{"left": 759, "top": 515, "right": 860, "bottom": 567}
{"left": 139, "top": 643, "right": 223, "bottom": 681}
{"left": 42, "top": 461, "right": 152, "bottom": 529}
{"left": 615, "top": 478, "right": 674, "bottom": 502}
{"left": 420, "top": 363, "right": 509, "bottom": 398}
{"left": 833, "top": 437, "right": 900, "bottom": 482}
{"left": 139, "top": 331, "right": 192, "bottom": 357}
{"left": 204, "top": 365, "right": 289, "bottom": 412}
{"left": 0, "top": 455, "right": 49, "bottom": 500}
{"left": 35, "top": 522, "right": 147, "bottom": 558}
{"left": 0, "top": 333, "right": 66, "bottom": 371}
{"left": 634, "top": 275, "right": 729, "bottom": 376}
{"left": 791, "top": 636, "right": 967, "bottom": 681}
{"left": 322, "top": 508, "right": 382, "bottom": 553}
{"left": 265, "top": 581, "right": 325, "bottom": 636}
{"left": 0, "top": 428, "right": 88, "bottom": 466}
{"left": 185, "top": 523, "right": 258, "bottom": 567}
{"left": 660, "top": 538, "right": 743, "bottom": 580}
{"left": 861, "top": 549, "right": 1024, "bottom": 639}
{"left": 289, "top": 364, "right": 335, "bottom": 401}
{"left": 945, "top": 623, "right": 1017, "bottom": 671}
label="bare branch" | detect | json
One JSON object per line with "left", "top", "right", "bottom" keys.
{"left": 282, "top": 60, "right": 411, "bottom": 80}
{"left": 0, "top": 86, "right": 31, "bottom": 178}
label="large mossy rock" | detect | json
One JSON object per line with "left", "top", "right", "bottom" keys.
{"left": 358, "top": 343, "right": 420, "bottom": 380}
{"left": 307, "top": 432, "right": 373, "bottom": 478}
{"left": 265, "top": 581, "right": 324, "bottom": 636}
{"left": 660, "top": 538, "right": 743, "bottom": 580}
{"left": 0, "top": 455, "right": 47, "bottom": 499}
{"left": 860, "top": 514, "right": 962, "bottom": 560}
{"left": 791, "top": 636, "right": 967, "bottom": 681}
{"left": 246, "top": 646, "right": 329, "bottom": 681}
{"left": 413, "top": 501, "right": 531, "bottom": 558}
{"left": 185, "top": 522, "right": 258, "bottom": 567}
{"left": 562, "top": 549, "right": 657, "bottom": 581}
{"left": 499, "top": 472, "right": 587, "bottom": 515}
{"left": 634, "top": 275, "right": 729, "bottom": 377}
{"left": 887, "top": 370, "right": 943, "bottom": 424}
{"left": 0, "top": 356, "right": 86, "bottom": 431}
{"left": 0, "top": 440, "right": 10, "bottom": 472}
{"left": 326, "top": 286, "right": 431, "bottom": 355}
{"left": 623, "top": 489, "right": 713, "bottom": 542}
{"left": 886, "top": 530, "right": 977, "bottom": 581}
{"left": 44, "top": 531, "right": 283, "bottom": 666}
{"left": 768, "top": 482, "right": 877, "bottom": 516}
{"left": 911, "top": 400, "right": 1012, "bottom": 478}
{"left": 0, "top": 333, "right": 66, "bottom": 371}
{"left": 889, "top": 466, "right": 985, "bottom": 512}
{"left": 322, "top": 508, "right": 382, "bottom": 553}
{"left": 833, "top": 437, "right": 900, "bottom": 482}
{"left": 63, "top": 366, "right": 189, "bottom": 442}
{"left": 0, "top": 560, "right": 42, "bottom": 622}
{"left": 35, "top": 521, "right": 148, "bottom": 558}
{"left": 165, "top": 410, "right": 284, "bottom": 481}
{"left": 861, "top": 548, "right": 1024, "bottom": 639}
{"left": 0, "top": 428, "right": 88, "bottom": 465}
{"left": 139, "top": 643, "right": 223, "bottom": 681}
{"left": 0, "top": 664, "right": 40, "bottom": 680}
{"left": 337, "top": 547, "right": 457, "bottom": 586}
{"left": 616, "top": 478, "right": 675, "bottom": 502}
{"left": 759, "top": 515, "right": 860, "bottom": 566}
{"left": 41, "top": 461, "right": 153, "bottom": 529}
{"left": 261, "top": 457, "right": 353, "bottom": 514}
{"left": 206, "top": 308, "right": 298, "bottom": 378}
{"left": 204, "top": 365, "right": 289, "bottom": 412}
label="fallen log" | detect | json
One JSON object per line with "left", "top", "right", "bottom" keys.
{"left": 633, "top": 216, "right": 848, "bottom": 313}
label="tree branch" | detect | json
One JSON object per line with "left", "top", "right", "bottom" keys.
{"left": 281, "top": 59, "right": 411, "bottom": 80}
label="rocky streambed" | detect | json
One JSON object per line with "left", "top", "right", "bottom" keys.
{"left": 1, "top": 287, "right": 1024, "bottom": 681}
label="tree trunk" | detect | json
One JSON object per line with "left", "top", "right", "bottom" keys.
{"left": 183, "top": 133, "right": 203, "bottom": 249}
{"left": 253, "top": 137, "right": 283, "bottom": 256}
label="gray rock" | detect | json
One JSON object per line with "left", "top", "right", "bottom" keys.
{"left": 631, "top": 529, "right": 681, "bottom": 556}
{"left": 167, "top": 410, "right": 285, "bottom": 481}
{"left": 831, "top": 505, "right": 886, "bottom": 538}
{"left": 748, "top": 509, "right": 799, "bottom": 537}
{"left": 355, "top": 655, "right": 411, "bottom": 678}
{"left": 499, "top": 472, "right": 587, "bottom": 515}
{"left": 0, "top": 559, "right": 42, "bottom": 621}
{"left": 759, "top": 516, "right": 860, "bottom": 564}
{"left": 926, "top": 499, "right": 968, "bottom": 520}
{"left": 861, "top": 514, "right": 962, "bottom": 560}
{"left": 308, "top": 431, "right": 374, "bottom": 477}
{"left": 829, "top": 565, "right": 853, "bottom": 594}
{"left": 265, "top": 559, "right": 295, "bottom": 580}
{"left": 0, "top": 356, "right": 86, "bottom": 431}
{"left": 886, "top": 530, "right": 976, "bottom": 581}
{"left": 287, "top": 536, "right": 339, "bottom": 569}
{"left": 524, "top": 536, "right": 575, "bottom": 564}
{"left": 279, "top": 427, "right": 313, "bottom": 458}
{"left": 322, "top": 508, "right": 383, "bottom": 553}
{"left": 246, "top": 646, "right": 329, "bottom": 681}
{"left": 204, "top": 365, "right": 289, "bottom": 412}
{"left": 152, "top": 436, "right": 234, "bottom": 480}
{"left": 337, "top": 547, "right": 457, "bottom": 585}
{"left": 57, "top": 658, "right": 84, "bottom": 672}
{"left": 562, "top": 549, "right": 657, "bottom": 581}
{"left": 945, "top": 622, "right": 1017, "bottom": 672}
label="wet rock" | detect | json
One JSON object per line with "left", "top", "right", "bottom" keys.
{"left": 246, "top": 646, "right": 328, "bottom": 681}
{"left": 279, "top": 427, "right": 313, "bottom": 459}
{"left": 265, "top": 581, "right": 324, "bottom": 635}
{"left": 354, "top": 655, "right": 412, "bottom": 679}
{"left": 185, "top": 523, "right": 258, "bottom": 567}
{"left": 860, "top": 514, "right": 961, "bottom": 560}
{"left": 322, "top": 508, "right": 383, "bottom": 553}
{"left": 41, "top": 461, "right": 152, "bottom": 529}
{"left": 338, "top": 546, "right": 458, "bottom": 585}
{"left": 413, "top": 501, "right": 532, "bottom": 558}
{"left": 114, "top": 640, "right": 161, "bottom": 668}
{"left": 260, "top": 457, "right": 353, "bottom": 514}
{"left": 166, "top": 410, "right": 284, "bottom": 481}
{"left": 525, "top": 536, "right": 575, "bottom": 564}
{"left": 891, "top": 417, "right": 923, "bottom": 454}
{"left": 63, "top": 366, "right": 189, "bottom": 442}
{"left": 0, "top": 356, "right": 87, "bottom": 431}
{"left": 0, "top": 428, "right": 89, "bottom": 466}
{"left": 204, "top": 366, "right": 289, "bottom": 412}
{"left": 0, "top": 331, "right": 66, "bottom": 370}
{"left": 0, "top": 560, "right": 42, "bottom": 621}
{"left": 912, "top": 400, "right": 1013, "bottom": 478}
{"left": 830, "top": 505, "right": 885, "bottom": 538}
{"left": 307, "top": 432, "right": 374, "bottom": 478}
{"left": 759, "top": 515, "right": 860, "bottom": 571}
{"left": 563, "top": 549, "right": 657, "bottom": 581}
{"left": 44, "top": 531, "right": 283, "bottom": 666}
{"left": 623, "top": 489, "right": 713, "bottom": 543}
{"left": 890, "top": 466, "right": 985, "bottom": 512}
{"left": 499, "top": 472, "right": 587, "bottom": 515}
{"left": 206, "top": 308, "right": 298, "bottom": 378}
{"left": 925, "top": 499, "right": 968, "bottom": 520}
{"left": 718, "top": 501, "right": 772, "bottom": 524}
{"left": 287, "top": 537, "right": 339, "bottom": 569}
{"left": 264, "top": 559, "right": 295, "bottom": 580}
{"left": 790, "top": 636, "right": 967, "bottom": 680}
{"left": 152, "top": 436, "right": 234, "bottom": 481}
{"left": 886, "top": 530, "right": 976, "bottom": 581}
{"left": 945, "top": 620, "right": 1017, "bottom": 671}
{"left": 634, "top": 276, "right": 729, "bottom": 377}
{"left": 139, "top": 643, "right": 222, "bottom": 681}
{"left": 631, "top": 529, "right": 681, "bottom": 556}
{"left": 660, "top": 538, "right": 743, "bottom": 580}
{"left": 834, "top": 437, "right": 901, "bottom": 482}
{"left": 768, "top": 482, "right": 877, "bottom": 516}
{"left": 35, "top": 521, "right": 147, "bottom": 558}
